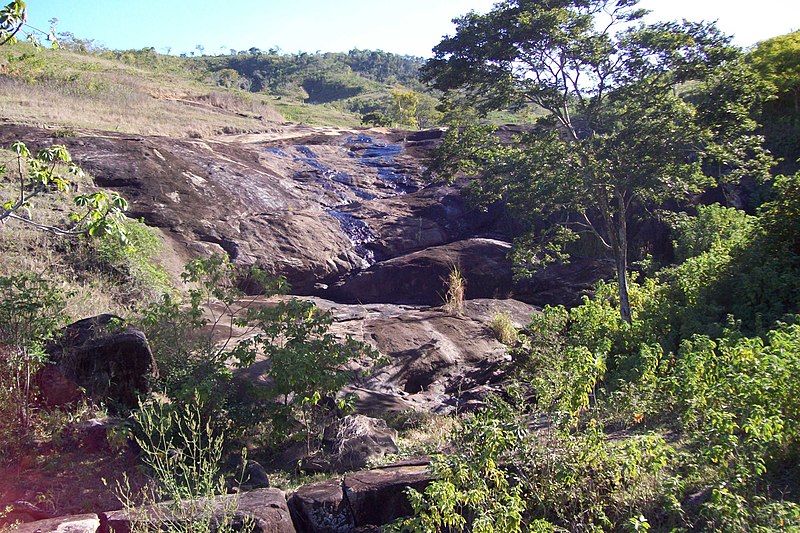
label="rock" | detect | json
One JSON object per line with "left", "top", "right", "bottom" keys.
{"left": 2, "top": 501, "right": 54, "bottom": 524}
{"left": 101, "top": 488, "right": 294, "bottom": 533}
{"left": 13, "top": 513, "right": 100, "bottom": 533}
{"left": 325, "top": 238, "right": 515, "bottom": 305}
{"left": 41, "top": 315, "right": 157, "bottom": 411}
{"left": 321, "top": 415, "right": 399, "bottom": 472}
{"left": 242, "top": 460, "right": 271, "bottom": 489}
{"left": 288, "top": 479, "right": 354, "bottom": 533}
{"left": 62, "top": 417, "right": 126, "bottom": 453}
{"left": 343, "top": 465, "right": 433, "bottom": 528}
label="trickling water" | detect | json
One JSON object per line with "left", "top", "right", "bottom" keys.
{"left": 327, "top": 210, "right": 377, "bottom": 265}
{"left": 347, "top": 135, "right": 418, "bottom": 194}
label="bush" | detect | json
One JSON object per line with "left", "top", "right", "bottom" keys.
{"left": 0, "top": 273, "right": 66, "bottom": 435}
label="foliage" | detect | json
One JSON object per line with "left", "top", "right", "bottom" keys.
{"left": 114, "top": 396, "right": 252, "bottom": 533}
{"left": 423, "top": 0, "right": 773, "bottom": 322}
{"left": 0, "top": 141, "right": 129, "bottom": 241}
{"left": 389, "top": 401, "right": 527, "bottom": 533}
{"left": 0, "top": 272, "right": 66, "bottom": 431}
{"left": 0, "top": 0, "right": 57, "bottom": 48}
{"left": 63, "top": 218, "right": 172, "bottom": 305}
{"left": 138, "top": 255, "right": 376, "bottom": 445}
{"left": 748, "top": 31, "right": 800, "bottom": 113}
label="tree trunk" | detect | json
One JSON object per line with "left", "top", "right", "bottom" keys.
{"left": 596, "top": 188, "right": 633, "bottom": 323}
{"left": 615, "top": 192, "right": 632, "bottom": 323}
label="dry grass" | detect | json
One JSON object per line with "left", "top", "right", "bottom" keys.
{"left": 0, "top": 43, "right": 284, "bottom": 137}
{"left": 442, "top": 264, "right": 466, "bottom": 315}
{"left": 489, "top": 311, "right": 519, "bottom": 346}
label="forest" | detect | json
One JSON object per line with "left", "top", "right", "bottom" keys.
{"left": 1, "top": 0, "right": 800, "bottom": 531}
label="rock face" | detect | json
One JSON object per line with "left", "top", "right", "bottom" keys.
{"left": 305, "top": 298, "right": 538, "bottom": 414}
{"left": 0, "top": 124, "right": 615, "bottom": 305}
{"left": 41, "top": 314, "right": 157, "bottom": 411}
{"left": 325, "top": 238, "right": 515, "bottom": 305}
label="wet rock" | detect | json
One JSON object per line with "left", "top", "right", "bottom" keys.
{"left": 13, "top": 513, "right": 99, "bottom": 533}
{"left": 41, "top": 315, "right": 157, "bottom": 411}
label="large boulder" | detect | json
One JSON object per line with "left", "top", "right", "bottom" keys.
{"left": 324, "top": 238, "right": 515, "bottom": 305}
{"left": 343, "top": 465, "right": 432, "bottom": 528}
{"left": 287, "top": 464, "right": 434, "bottom": 532}
{"left": 41, "top": 314, "right": 157, "bottom": 411}
{"left": 288, "top": 479, "right": 354, "bottom": 533}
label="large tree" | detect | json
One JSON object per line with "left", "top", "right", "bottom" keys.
{"left": 423, "top": 0, "right": 771, "bottom": 321}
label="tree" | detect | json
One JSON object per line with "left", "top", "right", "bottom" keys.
{"left": 748, "top": 31, "right": 800, "bottom": 113}
{"left": 387, "top": 89, "right": 420, "bottom": 128}
{"left": 1, "top": 0, "right": 57, "bottom": 48}
{"left": 1, "top": 142, "right": 129, "bottom": 241}
{"left": 423, "top": 0, "right": 771, "bottom": 321}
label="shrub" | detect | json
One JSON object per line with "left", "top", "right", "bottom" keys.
{"left": 0, "top": 273, "right": 66, "bottom": 433}
{"left": 113, "top": 396, "right": 252, "bottom": 533}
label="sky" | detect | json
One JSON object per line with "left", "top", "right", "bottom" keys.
{"left": 22, "top": 0, "right": 799, "bottom": 58}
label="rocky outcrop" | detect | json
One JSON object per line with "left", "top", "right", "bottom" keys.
{"left": 13, "top": 462, "right": 432, "bottom": 533}
{"left": 303, "top": 298, "right": 538, "bottom": 414}
{"left": 324, "top": 238, "right": 515, "bottom": 305}
{"left": 40, "top": 315, "right": 157, "bottom": 411}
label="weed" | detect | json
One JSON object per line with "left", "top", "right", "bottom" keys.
{"left": 442, "top": 264, "right": 465, "bottom": 315}
{"left": 489, "top": 311, "right": 518, "bottom": 345}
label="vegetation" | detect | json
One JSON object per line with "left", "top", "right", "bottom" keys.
{"left": 423, "top": 0, "right": 772, "bottom": 322}
{"left": 3, "top": 0, "right": 800, "bottom": 530}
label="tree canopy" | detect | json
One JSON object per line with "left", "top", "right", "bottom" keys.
{"left": 748, "top": 30, "right": 800, "bottom": 113}
{"left": 424, "top": 0, "right": 772, "bottom": 321}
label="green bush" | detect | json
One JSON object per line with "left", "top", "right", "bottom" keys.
{"left": 0, "top": 273, "right": 66, "bottom": 435}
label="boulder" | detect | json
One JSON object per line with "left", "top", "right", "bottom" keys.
{"left": 343, "top": 465, "right": 433, "bottom": 527}
{"left": 321, "top": 415, "right": 399, "bottom": 472}
{"left": 41, "top": 315, "right": 157, "bottom": 411}
{"left": 288, "top": 479, "right": 353, "bottom": 533}
{"left": 13, "top": 513, "right": 100, "bottom": 533}
{"left": 62, "top": 417, "right": 126, "bottom": 453}
{"left": 101, "top": 488, "right": 294, "bottom": 533}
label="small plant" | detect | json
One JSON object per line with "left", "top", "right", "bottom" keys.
{"left": 488, "top": 311, "right": 517, "bottom": 345}
{"left": 113, "top": 396, "right": 252, "bottom": 533}
{"left": 442, "top": 264, "right": 465, "bottom": 315}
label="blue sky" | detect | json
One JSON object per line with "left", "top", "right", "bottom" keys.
{"left": 23, "top": 1, "right": 799, "bottom": 57}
